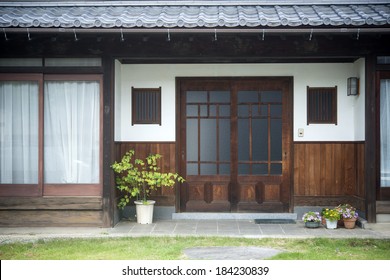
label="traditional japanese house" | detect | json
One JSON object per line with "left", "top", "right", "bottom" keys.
{"left": 1, "top": 0, "right": 390, "bottom": 227}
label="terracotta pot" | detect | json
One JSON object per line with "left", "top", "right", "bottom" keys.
{"left": 343, "top": 217, "right": 357, "bottom": 229}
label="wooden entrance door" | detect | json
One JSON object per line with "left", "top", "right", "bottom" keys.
{"left": 178, "top": 77, "right": 292, "bottom": 212}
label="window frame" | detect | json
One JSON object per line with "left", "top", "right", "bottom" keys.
{"left": 0, "top": 74, "right": 43, "bottom": 196}
{"left": 307, "top": 86, "right": 338, "bottom": 125}
{"left": 131, "top": 87, "right": 162, "bottom": 125}
{"left": 0, "top": 73, "right": 103, "bottom": 197}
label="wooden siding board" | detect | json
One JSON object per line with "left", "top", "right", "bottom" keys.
{"left": 0, "top": 197, "right": 102, "bottom": 210}
{"left": 115, "top": 142, "right": 177, "bottom": 206}
{"left": 293, "top": 142, "right": 365, "bottom": 203}
{"left": 293, "top": 144, "right": 302, "bottom": 195}
{"left": 334, "top": 144, "right": 342, "bottom": 195}
{"left": 304, "top": 144, "right": 311, "bottom": 195}
{"left": 298, "top": 144, "right": 306, "bottom": 195}
{"left": 358, "top": 144, "right": 365, "bottom": 197}
{"left": 313, "top": 144, "right": 321, "bottom": 196}
{"left": 0, "top": 210, "right": 103, "bottom": 227}
{"left": 295, "top": 195, "right": 365, "bottom": 209}
{"left": 376, "top": 201, "right": 390, "bottom": 214}
{"left": 345, "top": 144, "right": 356, "bottom": 195}
{"left": 323, "top": 144, "right": 333, "bottom": 196}
{"left": 319, "top": 144, "right": 326, "bottom": 195}
{"left": 115, "top": 142, "right": 365, "bottom": 209}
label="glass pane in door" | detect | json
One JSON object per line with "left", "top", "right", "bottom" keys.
{"left": 44, "top": 80, "right": 100, "bottom": 183}
{"left": 0, "top": 81, "right": 39, "bottom": 184}
{"left": 186, "top": 90, "right": 230, "bottom": 175}
{"left": 238, "top": 90, "right": 282, "bottom": 175}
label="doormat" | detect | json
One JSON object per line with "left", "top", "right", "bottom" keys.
{"left": 254, "top": 219, "right": 296, "bottom": 224}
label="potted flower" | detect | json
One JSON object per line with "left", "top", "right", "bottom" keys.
{"left": 112, "top": 150, "right": 185, "bottom": 224}
{"left": 302, "top": 211, "right": 322, "bottom": 228}
{"left": 336, "top": 204, "right": 358, "bottom": 229}
{"left": 321, "top": 208, "right": 327, "bottom": 225}
{"left": 322, "top": 208, "right": 340, "bottom": 229}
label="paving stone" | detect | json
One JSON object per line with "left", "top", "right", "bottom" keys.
{"left": 183, "top": 246, "right": 283, "bottom": 260}
{"left": 1, "top": 220, "right": 389, "bottom": 244}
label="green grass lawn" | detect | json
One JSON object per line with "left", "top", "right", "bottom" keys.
{"left": 1, "top": 237, "right": 390, "bottom": 260}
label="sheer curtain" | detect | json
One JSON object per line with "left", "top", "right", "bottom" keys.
{"left": 0, "top": 81, "right": 39, "bottom": 184}
{"left": 44, "top": 81, "right": 100, "bottom": 184}
{"left": 381, "top": 79, "right": 390, "bottom": 187}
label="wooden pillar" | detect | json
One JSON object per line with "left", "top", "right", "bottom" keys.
{"left": 365, "top": 53, "right": 377, "bottom": 223}
{"left": 102, "top": 56, "right": 116, "bottom": 227}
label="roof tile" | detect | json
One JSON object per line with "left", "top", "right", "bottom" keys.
{"left": 0, "top": 3, "right": 389, "bottom": 29}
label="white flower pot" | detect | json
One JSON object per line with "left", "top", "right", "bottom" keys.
{"left": 134, "top": 200, "right": 155, "bottom": 224}
{"left": 325, "top": 219, "right": 338, "bottom": 229}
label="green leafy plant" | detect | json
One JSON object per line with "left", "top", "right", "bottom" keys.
{"left": 322, "top": 208, "right": 341, "bottom": 221}
{"left": 112, "top": 150, "right": 185, "bottom": 209}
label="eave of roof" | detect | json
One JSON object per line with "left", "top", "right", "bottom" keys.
{"left": 0, "top": 1, "right": 389, "bottom": 29}
{"left": 1, "top": 1, "right": 390, "bottom": 7}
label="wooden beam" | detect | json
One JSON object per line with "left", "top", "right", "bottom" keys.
{"left": 0, "top": 197, "right": 102, "bottom": 210}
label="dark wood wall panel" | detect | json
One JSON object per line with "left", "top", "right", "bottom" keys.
{"left": 115, "top": 142, "right": 366, "bottom": 210}
{"left": 0, "top": 210, "right": 103, "bottom": 227}
{"left": 0, "top": 197, "right": 104, "bottom": 227}
{"left": 115, "top": 142, "right": 177, "bottom": 206}
{"left": 0, "top": 197, "right": 102, "bottom": 210}
{"left": 376, "top": 201, "right": 390, "bottom": 214}
{"left": 294, "top": 142, "right": 365, "bottom": 210}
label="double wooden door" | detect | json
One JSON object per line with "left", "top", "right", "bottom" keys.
{"left": 178, "top": 77, "right": 292, "bottom": 212}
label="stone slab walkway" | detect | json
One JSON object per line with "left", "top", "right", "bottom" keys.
{"left": 1, "top": 219, "right": 390, "bottom": 244}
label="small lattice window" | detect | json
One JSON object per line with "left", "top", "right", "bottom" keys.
{"left": 132, "top": 87, "right": 161, "bottom": 125}
{"left": 307, "top": 86, "right": 337, "bottom": 125}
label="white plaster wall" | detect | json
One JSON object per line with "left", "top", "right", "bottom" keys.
{"left": 354, "top": 58, "right": 366, "bottom": 141}
{"left": 114, "top": 61, "right": 365, "bottom": 142}
{"left": 293, "top": 59, "right": 365, "bottom": 141}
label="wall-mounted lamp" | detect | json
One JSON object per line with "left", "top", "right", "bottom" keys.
{"left": 347, "top": 77, "right": 359, "bottom": 96}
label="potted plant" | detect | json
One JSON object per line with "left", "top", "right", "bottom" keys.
{"left": 302, "top": 211, "right": 322, "bottom": 228}
{"left": 336, "top": 204, "right": 359, "bottom": 229}
{"left": 320, "top": 208, "right": 327, "bottom": 225}
{"left": 112, "top": 150, "right": 185, "bottom": 224}
{"left": 322, "top": 208, "right": 340, "bottom": 229}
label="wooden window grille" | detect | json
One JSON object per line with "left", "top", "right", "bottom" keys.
{"left": 307, "top": 86, "right": 337, "bottom": 125}
{"left": 132, "top": 87, "right": 161, "bottom": 125}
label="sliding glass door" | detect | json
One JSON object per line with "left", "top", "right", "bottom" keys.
{"left": 0, "top": 79, "right": 39, "bottom": 184}
{"left": 0, "top": 74, "right": 102, "bottom": 197}
{"left": 380, "top": 74, "right": 390, "bottom": 200}
{"left": 44, "top": 80, "right": 100, "bottom": 184}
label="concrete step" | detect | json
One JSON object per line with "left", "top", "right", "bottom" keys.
{"left": 172, "top": 212, "right": 297, "bottom": 220}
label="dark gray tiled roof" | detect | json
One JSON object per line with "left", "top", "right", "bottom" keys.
{"left": 0, "top": 2, "right": 389, "bottom": 28}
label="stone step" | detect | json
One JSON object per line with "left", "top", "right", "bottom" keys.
{"left": 172, "top": 212, "right": 297, "bottom": 220}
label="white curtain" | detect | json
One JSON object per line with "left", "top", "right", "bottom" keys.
{"left": 0, "top": 81, "right": 39, "bottom": 184}
{"left": 44, "top": 81, "right": 100, "bottom": 183}
{"left": 381, "top": 79, "right": 390, "bottom": 187}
